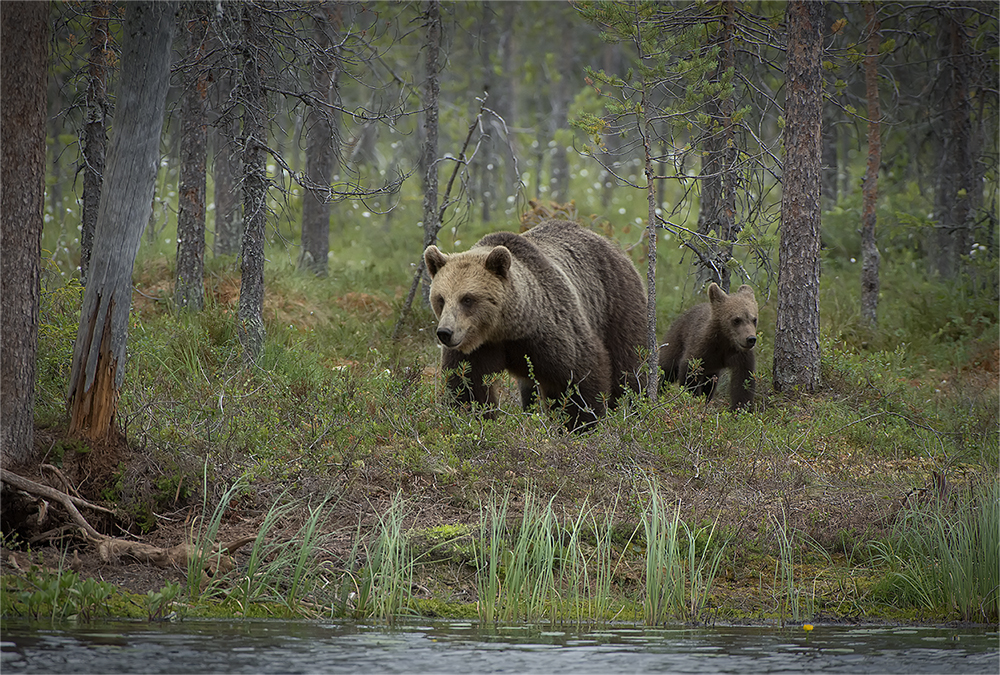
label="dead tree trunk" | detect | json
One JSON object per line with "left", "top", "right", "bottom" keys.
{"left": 67, "top": 1, "right": 175, "bottom": 441}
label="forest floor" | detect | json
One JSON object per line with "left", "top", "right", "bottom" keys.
{"left": 3, "top": 353, "right": 997, "bottom": 628}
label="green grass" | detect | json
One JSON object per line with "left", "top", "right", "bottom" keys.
{"left": 870, "top": 479, "right": 1000, "bottom": 623}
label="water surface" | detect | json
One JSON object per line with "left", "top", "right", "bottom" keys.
{"left": 2, "top": 619, "right": 996, "bottom": 674}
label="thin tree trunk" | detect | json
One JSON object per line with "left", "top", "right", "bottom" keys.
{"left": 81, "top": 0, "right": 111, "bottom": 287}
{"left": 419, "top": 0, "right": 442, "bottom": 305}
{"left": 238, "top": 1, "right": 267, "bottom": 365}
{"left": 860, "top": 2, "right": 881, "bottom": 329}
{"left": 212, "top": 4, "right": 242, "bottom": 258}
{"left": 68, "top": 1, "right": 175, "bottom": 441}
{"left": 175, "top": 2, "right": 209, "bottom": 311}
{"left": 640, "top": 86, "right": 659, "bottom": 401}
{"left": 696, "top": 0, "right": 737, "bottom": 292}
{"left": 773, "top": 0, "right": 824, "bottom": 395}
{"left": 820, "top": 8, "right": 839, "bottom": 212}
{"left": 1, "top": 1, "right": 49, "bottom": 465}
{"left": 548, "top": 38, "right": 573, "bottom": 203}
{"left": 929, "top": 6, "right": 973, "bottom": 280}
{"left": 299, "top": 1, "right": 340, "bottom": 277}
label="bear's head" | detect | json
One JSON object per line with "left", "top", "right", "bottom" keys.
{"left": 424, "top": 244, "right": 512, "bottom": 354}
{"left": 709, "top": 282, "right": 758, "bottom": 351}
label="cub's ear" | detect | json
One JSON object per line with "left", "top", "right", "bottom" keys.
{"left": 735, "top": 284, "right": 755, "bottom": 297}
{"left": 424, "top": 246, "right": 447, "bottom": 278}
{"left": 485, "top": 246, "right": 512, "bottom": 280}
{"left": 707, "top": 282, "right": 726, "bottom": 304}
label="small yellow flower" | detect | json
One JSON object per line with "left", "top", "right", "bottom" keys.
{"left": 803, "top": 624, "right": 814, "bottom": 631}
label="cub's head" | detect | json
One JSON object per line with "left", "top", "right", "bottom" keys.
{"left": 423, "top": 244, "right": 511, "bottom": 354}
{"left": 708, "top": 282, "right": 758, "bottom": 351}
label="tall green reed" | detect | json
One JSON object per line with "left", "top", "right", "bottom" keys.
{"left": 642, "top": 486, "right": 685, "bottom": 624}
{"left": 348, "top": 490, "right": 415, "bottom": 621}
{"left": 186, "top": 469, "right": 246, "bottom": 599}
{"left": 475, "top": 486, "right": 623, "bottom": 625}
{"left": 642, "top": 481, "right": 728, "bottom": 624}
{"left": 874, "top": 479, "right": 999, "bottom": 622}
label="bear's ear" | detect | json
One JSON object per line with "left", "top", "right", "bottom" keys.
{"left": 708, "top": 282, "right": 726, "bottom": 304}
{"left": 424, "top": 246, "right": 447, "bottom": 278}
{"left": 735, "top": 284, "right": 755, "bottom": 297}
{"left": 485, "top": 246, "right": 512, "bottom": 279}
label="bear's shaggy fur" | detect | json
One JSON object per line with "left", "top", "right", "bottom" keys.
{"left": 423, "top": 219, "right": 646, "bottom": 431}
{"left": 658, "top": 282, "right": 758, "bottom": 410}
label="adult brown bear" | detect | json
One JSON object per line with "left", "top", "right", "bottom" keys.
{"left": 658, "top": 282, "right": 758, "bottom": 410}
{"left": 423, "top": 219, "right": 645, "bottom": 431}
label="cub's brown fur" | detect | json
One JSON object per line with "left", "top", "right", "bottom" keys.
{"left": 424, "top": 219, "right": 645, "bottom": 431}
{"left": 658, "top": 282, "right": 758, "bottom": 410}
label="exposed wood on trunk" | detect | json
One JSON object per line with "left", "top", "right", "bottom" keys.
{"left": 68, "top": 296, "right": 120, "bottom": 440}
{"left": 67, "top": 2, "right": 176, "bottom": 447}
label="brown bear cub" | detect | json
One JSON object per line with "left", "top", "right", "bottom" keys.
{"left": 658, "top": 282, "right": 758, "bottom": 410}
{"left": 423, "top": 219, "right": 646, "bottom": 431}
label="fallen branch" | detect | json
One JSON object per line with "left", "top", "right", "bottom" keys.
{"left": 1, "top": 468, "right": 257, "bottom": 580}
{"left": 1, "top": 468, "right": 103, "bottom": 540}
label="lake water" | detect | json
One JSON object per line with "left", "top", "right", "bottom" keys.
{"left": 2, "top": 618, "right": 997, "bottom": 674}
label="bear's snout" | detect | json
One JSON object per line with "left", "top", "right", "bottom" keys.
{"left": 436, "top": 328, "right": 456, "bottom": 347}
{"left": 745, "top": 335, "right": 756, "bottom": 349}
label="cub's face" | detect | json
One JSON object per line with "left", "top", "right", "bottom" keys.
{"left": 423, "top": 245, "right": 511, "bottom": 354}
{"left": 709, "top": 283, "right": 758, "bottom": 352}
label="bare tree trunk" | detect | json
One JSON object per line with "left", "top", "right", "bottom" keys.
{"left": 299, "top": 1, "right": 340, "bottom": 277}
{"left": 1, "top": 1, "right": 49, "bottom": 466}
{"left": 773, "top": 0, "right": 824, "bottom": 395}
{"left": 860, "top": 2, "right": 881, "bottom": 329}
{"left": 81, "top": 0, "right": 111, "bottom": 287}
{"left": 68, "top": 1, "right": 175, "bottom": 441}
{"left": 175, "top": 2, "right": 209, "bottom": 311}
{"left": 418, "top": 0, "right": 442, "bottom": 305}
{"left": 238, "top": 0, "right": 267, "bottom": 365}
{"left": 212, "top": 4, "right": 242, "bottom": 258}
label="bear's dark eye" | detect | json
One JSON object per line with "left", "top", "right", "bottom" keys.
{"left": 432, "top": 295, "right": 444, "bottom": 313}
{"left": 752, "top": 317, "right": 758, "bottom": 326}
{"left": 460, "top": 295, "right": 476, "bottom": 309}
{"left": 733, "top": 317, "right": 742, "bottom": 326}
